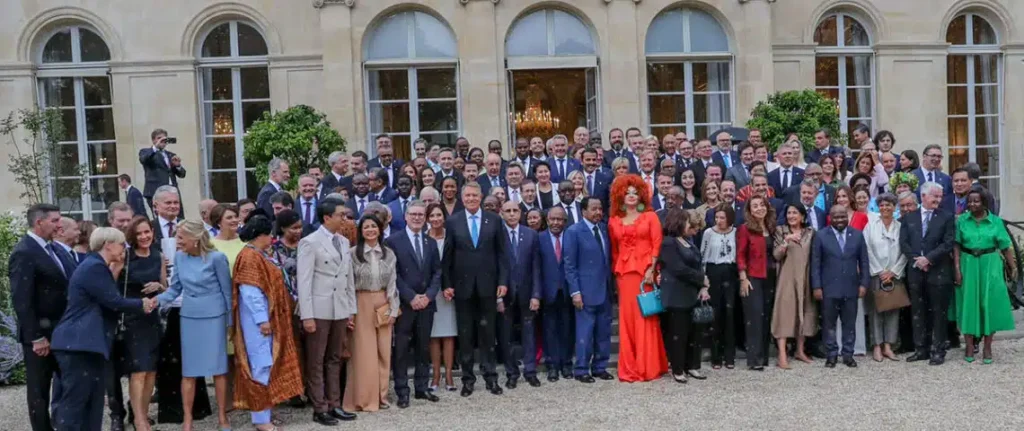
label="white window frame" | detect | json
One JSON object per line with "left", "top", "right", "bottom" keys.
{"left": 946, "top": 13, "right": 1003, "bottom": 202}
{"left": 36, "top": 26, "right": 115, "bottom": 222}
{"left": 196, "top": 21, "right": 271, "bottom": 201}
{"left": 813, "top": 13, "right": 876, "bottom": 148}
{"left": 363, "top": 64, "right": 462, "bottom": 156}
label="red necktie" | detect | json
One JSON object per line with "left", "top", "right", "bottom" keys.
{"left": 554, "top": 235, "right": 562, "bottom": 263}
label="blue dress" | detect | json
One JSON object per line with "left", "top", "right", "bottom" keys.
{"left": 157, "top": 251, "right": 233, "bottom": 377}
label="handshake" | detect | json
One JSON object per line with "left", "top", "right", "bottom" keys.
{"left": 142, "top": 297, "right": 160, "bottom": 314}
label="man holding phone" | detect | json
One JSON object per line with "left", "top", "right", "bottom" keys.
{"left": 139, "top": 128, "right": 186, "bottom": 217}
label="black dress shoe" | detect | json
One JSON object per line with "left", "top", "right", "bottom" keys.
{"left": 929, "top": 356, "right": 945, "bottom": 366}
{"left": 415, "top": 391, "right": 440, "bottom": 402}
{"left": 485, "top": 382, "right": 503, "bottom": 395}
{"left": 110, "top": 421, "right": 125, "bottom": 431}
{"left": 506, "top": 377, "right": 518, "bottom": 389}
{"left": 575, "top": 375, "right": 595, "bottom": 383}
{"left": 561, "top": 369, "right": 573, "bottom": 379}
{"left": 397, "top": 396, "right": 410, "bottom": 409}
{"left": 330, "top": 407, "right": 357, "bottom": 421}
{"left": 825, "top": 358, "right": 837, "bottom": 368}
{"left": 547, "top": 371, "right": 559, "bottom": 382}
{"left": 843, "top": 358, "right": 858, "bottom": 368}
{"left": 461, "top": 384, "right": 474, "bottom": 397}
{"left": 313, "top": 412, "right": 339, "bottom": 426}
{"left": 905, "top": 352, "right": 930, "bottom": 362}
{"left": 592, "top": 371, "right": 615, "bottom": 381}
{"left": 525, "top": 375, "right": 542, "bottom": 387}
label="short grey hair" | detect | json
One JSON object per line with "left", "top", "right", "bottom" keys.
{"left": 919, "top": 181, "right": 944, "bottom": 196}
{"left": 153, "top": 185, "right": 178, "bottom": 202}
{"left": 419, "top": 186, "right": 439, "bottom": 201}
{"left": 898, "top": 191, "right": 919, "bottom": 205}
{"left": 876, "top": 192, "right": 898, "bottom": 207}
{"left": 89, "top": 227, "right": 126, "bottom": 252}
{"left": 551, "top": 134, "right": 568, "bottom": 145}
{"left": 413, "top": 138, "right": 428, "bottom": 147}
{"left": 363, "top": 201, "right": 391, "bottom": 221}
{"left": 325, "top": 192, "right": 346, "bottom": 201}
{"left": 268, "top": 157, "right": 287, "bottom": 173}
{"left": 406, "top": 200, "right": 427, "bottom": 211}
{"left": 805, "top": 163, "right": 821, "bottom": 172}
{"left": 328, "top": 151, "right": 347, "bottom": 166}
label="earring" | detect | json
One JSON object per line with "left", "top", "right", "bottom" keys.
{"left": 621, "top": 204, "right": 628, "bottom": 213}
{"left": 637, "top": 203, "right": 646, "bottom": 212}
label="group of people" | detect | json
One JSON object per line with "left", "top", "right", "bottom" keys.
{"left": 9, "top": 124, "right": 1017, "bottom": 431}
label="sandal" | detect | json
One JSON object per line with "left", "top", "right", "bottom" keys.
{"left": 446, "top": 385, "right": 458, "bottom": 392}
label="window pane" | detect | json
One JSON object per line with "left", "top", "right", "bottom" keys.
{"left": 814, "top": 15, "right": 838, "bottom": 46}
{"left": 646, "top": 63, "right": 684, "bottom": 92}
{"left": 237, "top": 23, "right": 268, "bottom": 56}
{"left": 846, "top": 88, "right": 871, "bottom": 118}
{"left": 645, "top": 10, "right": 684, "bottom": 54}
{"left": 418, "top": 101, "right": 457, "bottom": 132}
{"left": 815, "top": 57, "right": 839, "bottom": 87}
{"left": 201, "top": 23, "right": 232, "bottom": 57}
{"left": 412, "top": 12, "right": 456, "bottom": 58}
{"left": 693, "top": 94, "right": 731, "bottom": 124}
{"left": 390, "top": 135, "right": 413, "bottom": 162}
{"left": 975, "top": 86, "right": 998, "bottom": 115}
{"left": 650, "top": 126, "right": 683, "bottom": 140}
{"left": 369, "top": 102, "right": 410, "bottom": 134}
{"left": 209, "top": 171, "right": 239, "bottom": 203}
{"left": 689, "top": 10, "right": 729, "bottom": 52}
{"left": 693, "top": 125, "right": 712, "bottom": 141}
{"left": 506, "top": 10, "right": 547, "bottom": 56}
{"left": 419, "top": 133, "right": 458, "bottom": 148}
{"left": 947, "top": 148, "right": 968, "bottom": 173}
{"left": 54, "top": 179, "right": 83, "bottom": 212}
{"left": 82, "top": 77, "right": 112, "bottom": 106}
{"left": 79, "top": 29, "right": 110, "bottom": 62}
{"left": 207, "top": 103, "right": 235, "bottom": 135}
{"left": 203, "top": 68, "right": 233, "bottom": 101}
{"left": 207, "top": 137, "right": 237, "bottom": 169}
{"left": 242, "top": 102, "right": 271, "bottom": 132}
{"left": 552, "top": 10, "right": 595, "bottom": 55}
{"left": 367, "top": 12, "right": 411, "bottom": 60}
{"left": 367, "top": 69, "right": 409, "bottom": 100}
{"left": 240, "top": 68, "right": 269, "bottom": 99}
{"left": 60, "top": 109, "right": 77, "bottom": 141}
{"left": 89, "top": 177, "right": 119, "bottom": 211}
{"left": 40, "top": 78, "right": 75, "bottom": 107}
{"left": 947, "top": 87, "right": 967, "bottom": 115}
{"left": 84, "top": 108, "right": 115, "bottom": 141}
{"left": 975, "top": 117, "right": 998, "bottom": 147}
{"left": 648, "top": 95, "right": 686, "bottom": 124}
{"left": 55, "top": 144, "right": 80, "bottom": 176}
{"left": 844, "top": 16, "right": 870, "bottom": 46}
{"left": 972, "top": 16, "right": 997, "bottom": 45}
{"left": 692, "top": 62, "right": 730, "bottom": 92}
{"left": 946, "top": 15, "right": 967, "bottom": 45}
{"left": 245, "top": 170, "right": 261, "bottom": 200}
{"left": 86, "top": 142, "right": 117, "bottom": 175}
{"left": 947, "top": 117, "right": 968, "bottom": 148}
{"left": 947, "top": 56, "right": 967, "bottom": 84}
{"left": 974, "top": 54, "right": 999, "bottom": 84}
{"left": 846, "top": 56, "right": 872, "bottom": 85}
{"left": 42, "top": 29, "right": 73, "bottom": 63}
{"left": 847, "top": 120, "right": 870, "bottom": 148}
{"left": 976, "top": 146, "right": 999, "bottom": 176}
{"left": 417, "top": 68, "right": 456, "bottom": 99}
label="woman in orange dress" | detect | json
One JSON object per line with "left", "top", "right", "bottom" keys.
{"left": 608, "top": 174, "right": 668, "bottom": 382}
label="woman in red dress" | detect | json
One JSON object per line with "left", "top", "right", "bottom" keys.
{"left": 828, "top": 185, "right": 869, "bottom": 230}
{"left": 608, "top": 174, "right": 668, "bottom": 382}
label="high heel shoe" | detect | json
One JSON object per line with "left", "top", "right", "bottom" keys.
{"left": 964, "top": 355, "right": 975, "bottom": 363}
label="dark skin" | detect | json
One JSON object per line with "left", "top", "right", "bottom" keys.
{"left": 396, "top": 177, "right": 413, "bottom": 198}
{"left": 813, "top": 205, "right": 866, "bottom": 301}
{"left": 557, "top": 181, "right": 575, "bottom": 205}
{"left": 351, "top": 175, "right": 371, "bottom": 197}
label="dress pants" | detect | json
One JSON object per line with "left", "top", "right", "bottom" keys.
{"left": 542, "top": 292, "right": 575, "bottom": 374}
{"left": 23, "top": 344, "right": 61, "bottom": 431}
{"left": 662, "top": 307, "right": 703, "bottom": 375}
{"left": 53, "top": 350, "right": 105, "bottom": 431}
{"left": 907, "top": 267, "right": 953, "bottom": 357}
{"left": 304, "top": 318, "right": 348, "bottom": 413}
{"left": 706, "top": 263, "right": 737, "bottom": 366}
{"left": 105, "top": 339, "right": 127, "bottom": 423}
{"left": 393, "top": 304, "right": 435, "bottom": 396}
{"left": 573, "top": 300, "right": 612, "bottom": 377}
{"left": 497, "top": 296, "right": 538, "bottom": 379}
{"left": 741, "top": 277, "right": 772, "bottom": 367}
{"left": 455, "top": 290, "right": 498, "bottom": 386}
{"left": 822, "top": 296, "right": 858, "bottom": 359}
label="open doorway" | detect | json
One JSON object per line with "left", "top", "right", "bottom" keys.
{"left": 507, "top": 68, "right": 600, "bottom": 146}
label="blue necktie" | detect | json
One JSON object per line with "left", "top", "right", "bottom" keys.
{"left": 837, "top": 230, "right": 846, "bottom": 253}
{"left": 587, "top": 174, "right": 594, "bottom": 195}
{"left": 723, "top": 153, "right": 732, "bottom": 168}
{"left": 470, "top": 215, "right": 479, "bottom": 247}
{"left": 509, "top": 229, "right": 518, "bottom": 262}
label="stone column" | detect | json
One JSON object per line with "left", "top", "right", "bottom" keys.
{"left": 316, "top": 0, "right": 361, "bottom": 150}
{"left": 603, "top": 0, "right": 642, "bottom": 131}
{"left": 733, "top": 0, "right": 774, "bottom": 124}
{"left": 459, "top": 0, "right": 503, "bottom": 147}
{"left": 1000, "top": 45, "right": 1024, "bottom": 219}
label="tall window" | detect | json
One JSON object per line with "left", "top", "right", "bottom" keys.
{"left": 947, "top": 13, "right": 1001, "bottom": 199}
{"left": 814, "top": 13, "right": 873, "bottom": 149}
{"left": 364, "top": 11, "right": 459, "bottom": 161}
{"left": 197, "top": 21, "right": 270, "bottom": 202}
{"left": 37, "top": 26, "right": 117, "bottom": 224}
{"left": 645, "top": 8, "right": 732, "bottom": 140}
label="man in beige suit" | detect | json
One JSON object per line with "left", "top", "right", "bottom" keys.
{"left": 297, "top": 197, "right": 358, "bottom": 425}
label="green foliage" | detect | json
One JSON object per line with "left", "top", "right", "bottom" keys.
{"left": 0, "top": 212, "right": 26, "bottom": 316}
{"left": 0, "top": 212, "right": 26, "bottom": 386}
{"left": 1, "top": 108, "right": 88, "bottom": 207}
{"left": 243, "top": 105, "right": 346, "bottom": 190}
{"left": 745, "top": 90, "right": 844, "bottom": 152}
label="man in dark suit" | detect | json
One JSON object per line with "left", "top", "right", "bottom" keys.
{"left": 344, "top": 174, "right": 376, "bottom": 219}
{"left": 368, "top": 143, "right": 402, "bottom": 190}
{"left": 9, "top": 204, "right": 74, "bottom": 431}
{"left": 781, "top": 163, "right": 834, "bottom": 218}
{"left": 138, "top": 129, "right": 186, "bottom": 217}
{"left": 547, "top": 135, "right": 581, "bottom": 184}
{"left": 436, "top": 148, "right": 463, "bottom": 187}
{"left": 806, "top": 129, "right": 843, "bottom": 165}
{"left": 782, "top": 180, "right": 828, "bottom": 231}
{"left": 387, "top": 175, "right": 416, "bottom": 232}
{"left": 725, "top": 142, "right": 754, "bottom": 190}
{"left": 811, "top": 205, "right": 870, "bottom": 368}
{"left": 535, "top": 207, "right": 573, "bottom": 381}
{"left": 495, "top": 201, "right": 542, "bottom": 388}
{"left": 651, "top": 173, "right": 675, "bottom": 211}
{"left": 656, "top": 186, "right": 684, "bottom": 226}
{"left": 150, "top": 185, "right": 183, "bottom": 243}
{"left": 603, "top": 128, "right": 637, "bottom": 172}
{"left": 511, "top": 138, "right": 540, "bottom": 179}
{"left": 387, "top": 201, "right": 441, "bottom": 408}
{"left": 256, "top": 157, "right": 291, "bottom": 219}
{"left": 477, "top": 153, "right": 507, "bottom": 197}
{"left": 711, "top": 132, "right": 740, "bottom": 169}
{"left": 899, "top": 181, "right": 956, "bottom": 365}
{"left": 367, "top": 167, "right": 398, "bottom": 204}
{"left": 441, "top": 182, "right": 509, "bottom": 397}
{"left": 748, "top": 173, "right": 786, "bottom": 223}
{"left": 563, "top": 197, "right": 615, "bottom": 382}
{"left": 320, "top": 151, "right": 351, "bottom": 198}
{"left": 118, "top": 174, "right": 147, "bottom": 218}
{"left": 913, "top": 144, "right": 955, "bottom": 214}
{"left": 580, "top": 148, "right": 611, "bottom": 204}
{"left": 296, "top": 174, "right": 320, "bottom": 231}
{"left": 767, "top": 145, "right": 805, "bottom": 197}
{"left": 555, "top": 181, "right": 582, "bottom": 225}
{"left": 705, "top": 179, "right": 745, "bottom": 227}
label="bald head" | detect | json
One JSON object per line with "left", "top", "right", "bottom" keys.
{"left": 57, "top": 217, "right": 80, "bottom": 245}
{"left": 573, "top": 127, "right": 590, "bottom": 147}
{"left": 485, "top": 153, "right": 503, "bottom": 176}
{"left": 199, "top": 199, "right": 218, "bottom": 224}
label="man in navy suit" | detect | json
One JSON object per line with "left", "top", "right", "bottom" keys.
{"left": 368, "top": 143, "right": 402, "bottom": 190}
{"left": 441, "top": 182, "right": 509, "bottom": 397}
{"left": 603, "top": 128, "right": 637, "bottom": 172}
{"left": 320, "top": 151, "right": 351, "bottom": 198}
{"left": 563, "top": 197, "right": 615, "bottom": 382}
{"left": 387, "top": 175, "right": 416, "bottom": 232}
{"left": 555, "top": 181, "right": 582, "bottom": 225}
{"left": 137, "top": 129, "right": 186, "bottom": 217}
{"left": 118, "top": 174, "right": 147, "bottom": 218}
{"left": 706, "top": 179, "right": 745, "bottom": 227}
{"left": 477, "top": 153, "right": 507, "bottom": 197}
{"left": 367, "top": 167, "right": 398, "bottom": 204}
{"left": 436, "top": 148, "right": 464, "bottom": 187}
{"left": 344, "top": 174, "right": 376, "bottom": 218}
{"left": 811, "top": 205, "right": 870, "bottom": 368}
{"left": 511, "top": 137, "right": 540, "bottom": 178}
{"left": 494, "top": 201, "right": 542, "bottom": 388}
{"left": 913, "top": 144, "right": 955, "bottom": 214}
{"left": 548, "top": 134, "right": 581, "bottom": 184}
{"left": 711, "top": 132, "right": 740, "bottom": 169}
{"left": 768, "top": 145, "right": 804, "bottom": 197}
{"left": 806, "top": 129, "right": 844, "bottom": 166}
{"left": 256, "top": 157, "right": 291, "bottom": 220}
{"left": 782, "top": 180, "right": 828, "bottom": 231}
{"left": 580, "top": 148, "right": 611, "bottom": 204}
{"left": 651, "top": 173, "right": 674, "bottom": 211}
{"left": 387, "top": 201, "right": 442, "bottom": 408}
{"left": 747, "top": 173, "right": 786, "bottom": 223}
{"left": 296, "top": 174, "right": 320, "bottom": 231}
{"left": 534, "top": 207, "right": 573, "bottom": 381}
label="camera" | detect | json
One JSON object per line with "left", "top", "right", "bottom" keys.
{"left": 165, "top": 137, "right": 177, "bottom": 144}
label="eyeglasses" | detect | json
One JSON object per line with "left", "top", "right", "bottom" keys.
{"left": 926, "top": 153, "right": 943, "bottom": 159}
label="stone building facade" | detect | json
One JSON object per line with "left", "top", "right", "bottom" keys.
{"left": 0, "top": 0, "right": 1021, "bottom": 222}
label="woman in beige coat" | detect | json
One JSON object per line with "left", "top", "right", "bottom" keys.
{"left": 771, "top": 204, "right": 818, "bottom": 369}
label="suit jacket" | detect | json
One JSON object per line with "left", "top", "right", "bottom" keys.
{"left": 705, "top": 200, "right": 746, "bottom": 228}
{"left": 371, "top": 187, "right": 398, "bottom": 204}
{"left": 536, "top": 230, "right": 568, "bottom": 302}
{"left": 584, "top": 170, "right": 612, "bottom": 205}
{"left": 899, "top": 208, "right": 956, "bottom": 284}
{"left": 912, "top": 168, "right": 955, "bottom": 213}
{"left": 345, "top": 194, "right": 377, "bottom": 219}
{"left": 779, "top": 203, "right": 828, "bottom": 231}
{"left": 806, "top": 146, "right": 841, "bottom": 165}
{"left": 368, "top": 157, "right": 404, "bottom": 171}
{"left": 563, "top": 220, "right": 612, "bottom": 306}
{"left": 9, "top": 235, "right": 74, "bottom": 344}
{"left": 437, "top": 170, "right": 465, "bottom": 189}
{"left": 725, "top": 164, "right": 751, "bottom": 190}
{"left": 811, "top": 227, "right": 871, "bottom": 298}
{"left": 256, "top": 182, "right": 282, "bottom": 219}
{"left": 657, "top": 237, "right": 704, "bottom": 309}
{"left": 502, "top": 226, "right": 542, "bottom": 304}
{"left": 370, "top": 161, "right": 403, "bottom": 189}
{"left": 386, "top": 229, "right": 441, "bottom": 311}
{"left": 296, "top": 227, "right": 357, "bottom": 320}
{"left": 138, "top": 147, "right": 186, "bottom": 198}
{"left": 711, "top": 150, "right": 741, "bottom": 169}
{"left": 125, "top": 185, "right": 147, "bottom": 217}
{"left": 554, "top": 200, "right": 583, "bottom": 225}
{"left": 603, "top": 149, "right": 633, "bottom": 169}
{"left": 477, "top": 175, "right": 507, "bottom": 198}
{"left": 689, "top": 159, "right": 720, "bottom": 189}
{"left": 150, "top": 217, "right": 182, "bottom": 243}
{"left": 49, "top": 254, "right": 143, "bottom": 359}
{"left": 768, "top": 166, "right": 805, "bottom": 197}
{"left": 320, "top": 173, "right": 352, "bottom": 198}
{"left": 652, "top": 193, "right": 669, "bottom": 211}
{"left": 511, "top": 157, "right": 541, "bottom": 179}
{"left": 442, "top": 209, "right": 510, "bottom": 298}
{"left": 548, "top": 157, "right": 582, "bottom": 184}
{"left": 781, "top": 183, "right": 835, "bottom": 216}
{"left": 387, "top": 196, "right": 415, "bottom": 231}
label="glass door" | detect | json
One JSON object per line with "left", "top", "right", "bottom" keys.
{"left": 585, "top": 67, "right": 601, "bottom": 145}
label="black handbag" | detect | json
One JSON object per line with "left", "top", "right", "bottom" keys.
{"left": 691, "top": 300, "right": 714, "bottom": 324}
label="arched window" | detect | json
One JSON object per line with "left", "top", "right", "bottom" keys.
{"left": 197, "top": 21, "right": 270, "bottom": 202}
{"left": 36, "top": 26, "right": 117, "bottom": 223}
{"left": 364, "top": 11, "right": 459, "bottom": 160}
{"left": 645, "top": 8, "right": 732, "bottom": 139}
{"left": 946, "top": 13, "right": 1001, "bottom": 200}
{"left": 814, "top": 13, "right": 873, "bottom": 149}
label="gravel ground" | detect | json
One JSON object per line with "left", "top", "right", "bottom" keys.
{"left": 4, "top": 336, "right": 1024, "bottom": 431}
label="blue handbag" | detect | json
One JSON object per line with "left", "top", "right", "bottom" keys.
{"left": 637, "top": 281, "right": 665, "bottom": 317}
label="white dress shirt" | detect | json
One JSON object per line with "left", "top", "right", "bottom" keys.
{"left": 158, "top": 216, "right": 177, "bottom": 238}
{"left": 863, "top": 215, "right": 908, "bottom": 277}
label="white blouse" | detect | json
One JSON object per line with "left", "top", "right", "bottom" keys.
{"left": 863, "top": 214, "right": 908, "bottom": 278}
{"left": 700, "top": 227, "right": 737, "bottom": 266}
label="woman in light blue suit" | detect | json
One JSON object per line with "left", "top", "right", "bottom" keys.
{"left": 156, "top": 219, "right": 233, "bottom": 431}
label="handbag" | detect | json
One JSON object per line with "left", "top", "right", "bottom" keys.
{"left": 374, "top": 302, "right": 401, "bottom": 328}
{"left": 637, "top": 281, "right": 664, "bottom": 317}
{"left": 691, "top": 300, "right": 715, "bottom": 324}
{"left": 873, "top": 278, "right": 911, "bottom": 312}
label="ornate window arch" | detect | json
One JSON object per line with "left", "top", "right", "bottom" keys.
{"left": 813, "top": 12, "right": 874, "bottom": 149}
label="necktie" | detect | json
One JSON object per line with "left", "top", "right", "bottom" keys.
{"left": 923, "top": 211, "right": 931, "bottom": 238}
{"left": 413, "top": 233, "right": 423, "bottom": 265}
{"left": 46, "top": 244, "right": 66, "bottom": 277}
{"left": 956, "top": 198, "right": 966, "bottom": 215}
{"left": 402, "top": 199, "right": 408, "bottom": 214}
{"left": 783, "top": 169, "right": 790, "bottom": 189}
{"left": 723, "top": 153, "right": 732, "bottom": 168}
{"left": 559, "top": 160, "right": 566, "bottom": 178}
{"left": 592, "top": 225, "right": 605, "bottom": 257}
{"left": 807, "top": 206, "right": 818, "bottom": 230}
{"left": 470, "top": 214, "right": 479, "bottom": 247}
{"left": 509, "top": 229, "right": 518, "bottom": 262}
{"left": 492, "top": 177, "right": 499, "bottom": 187}
{"left": 304, "top": 201, "right": 313, "bottom": 225}
{"left": 587, "top": 174, "right": 594, "bottom": 195}
{"left": 645, "top": 175, "right": 654, "bottom": 197}
{"left": 167, "top": 220, "right": 175, "bottom": 238}
{"left": 928, "top": 172, "right": 934, "bottom": 183}
{"left": 331, "top": 235, "right": 344, "bottom": 259}
{"left": 358, "top": 198, "right": 365, "bottom": 215}
{"left": 565, "top": 204, "right": 575, "bottom": 224}
{"left": 554, "top": 235, "right": 562, "bottom": 263}
{"left": 837, "top": 230, "right": 846, "bottom": 252}
{"left": 511, "top": 189, "right": 520, "bottom": 203}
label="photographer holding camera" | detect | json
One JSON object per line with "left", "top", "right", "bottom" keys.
{"left": 139, "top": 128, "right": 186, "bottom": 217}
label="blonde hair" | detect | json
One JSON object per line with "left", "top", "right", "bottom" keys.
{"left": 611, "top": 157, "right": 631, "bottom": 173}
{"left": 176, "top": 219, "right": 213, "bottom": 256}
{"left": 567, "top": 170, "right": 588, "bottom": 198}
{"left": 89, "top": 227, "right": 126, "bottom": 252}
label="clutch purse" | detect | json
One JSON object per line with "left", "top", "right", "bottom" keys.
{"left": 637, "top": 281, "right": 664, "bottom": 317}
{"left": 873, "top": 278, "right": 911, "bottom": 312}
{"left": 374, "top": 303, "right": 400, "bottom": 328}
{"left": 691, "top": 300, "right": 715, "bottom": 324}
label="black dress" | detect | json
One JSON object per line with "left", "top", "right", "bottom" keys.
{"left": 118, "top": 249, "right": 162, "bottom": 372}
{"left": 538, "top": 187, "right": 555, "bottom": 209}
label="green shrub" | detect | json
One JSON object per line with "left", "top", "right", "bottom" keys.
{"left": 745, "top": 90, "right": 843, "bottom": 152}
{"left": 243, "top": 105, "right": 346, "bottom": 190}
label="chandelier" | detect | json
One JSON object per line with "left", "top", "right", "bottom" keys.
{"left": 513, "top": 84, "right": 559, "bottom": 138}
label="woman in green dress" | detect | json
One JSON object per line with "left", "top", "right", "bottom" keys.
{"left": 953, "top": 189, "right": 1018, "bottom": 363}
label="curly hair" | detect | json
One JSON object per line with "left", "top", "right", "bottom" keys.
{"left": 609, "top": 174, "right": 653, "bottom": 218}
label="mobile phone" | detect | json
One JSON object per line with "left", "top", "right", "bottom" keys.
{"left": 165, "top": 137, "right": 177, "bottom": 144}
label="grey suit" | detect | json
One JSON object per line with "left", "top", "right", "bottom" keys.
{"left": 725, "top": 163, "right": 751, "bottom": 190}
